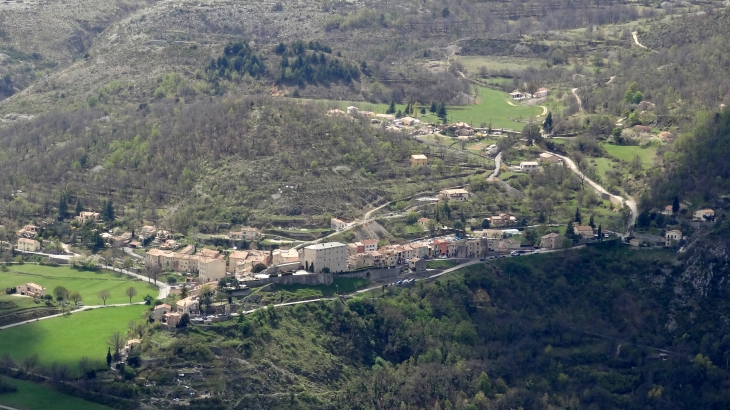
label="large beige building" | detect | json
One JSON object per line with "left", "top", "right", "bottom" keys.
{"left": 198, "top": 257, "right": 226, "bottom": 282}
{"left": 303, "top": 242, "right": 347, "bottom": 273}
{"left": 16, "top": 238, "right": 40, "bottom": 252}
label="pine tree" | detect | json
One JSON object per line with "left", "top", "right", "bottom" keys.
{"left": 395, "top": 109, "right": 403, "bottom": 119}
{"left": 386, "top": 100, "right": 396, "bottom": 114}
{"left": 429, "top": 102, "right": 437, "bottom": 113}
{"left": 58, "top": 193, "right": 68, "bottom": 219}
{"left": 672, "top": 195, "right": 680, "bottom": 214}
{"left": 566, "top": 221, "right": 575, "bottom": 239}
{"left": 542, "top": 111, "right": 553, "bottom": 133}
{"left": 575, "top": 207, "right": 582, "bottom": 224}
{"left": 75, "top": 199, "right": 84, "bottom": 215}
{"left": 437, "top": 103, "right": 447, "bottom": 119}
{"left": 106, "top": 347, "right": 112, "bottom": 367}
{"left": 597, "top": 224, "right": 603, "bottom": 241}
{"left": 538, "top": 212, "right": 546, "bottom": 224}
{"left": 589, "top": 214, "right": 595, "bottom": 228}
{"left": 102, "top": 199, "right": 115, "bottom": 221}
{"left": 420, "top": 107, "right": 426, "bottom": 115}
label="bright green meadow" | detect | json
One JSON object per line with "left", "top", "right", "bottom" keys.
{"left": 0, "top": 264, "right": 157, "bottom": 305}
{"left": 0, "top": 305, "right": 148, "bottom": 370}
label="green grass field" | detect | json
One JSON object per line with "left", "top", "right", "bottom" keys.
{"left": 0, "top": 305, "right": 148, "bottom": 370}
{"left": 302, "top": 87, "right": 540, "bottom": 130}
{"left": 0, "top": 265, "right": 158, "bottom": 305}
{"left": 0, "top": 376, "right": 111, "bottom": 410}
{"left": 602, "top": 143, "right": 657, "bottom": 168}
{"left": 0, "top": 294, "right": 40, "bottom": 312}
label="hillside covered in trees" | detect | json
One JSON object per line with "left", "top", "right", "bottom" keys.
{"left": 0, "top": 97, "right": 426, "bottom": 232}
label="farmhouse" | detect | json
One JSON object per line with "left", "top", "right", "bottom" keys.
{"left": 331, "top": 218, "right": 349, "bottom": 231}
{"left": 228, "top": 227, "right": 261, "bottom": 241}
{"left": 75, "top": 211, "right": 101, "bottom": 223}
{"left": 438, "top": 188, "right": 470, "bottom": 202}
{"left": 534, "top": 88, "right": 550, "bottom": 98}
{"left": 665, "top": 229, "right": 682, "bottom": 245}
{"left": 152, "top": 304, "right": 172, "bottom": 321}
{"left": 176, "top": 297, "right": 200, "bottom": 316}
{"left": 520, "top": 161, "right": 539, "bottom": 172}
{"left": 16, "top": 238, "right": 40, "bottom": 252}
{"left": 540, "top": 233, "right": 565, "bottom": 249}
{"left": 410, "top": 154, "right": 428, "bottom": 167}
{"left": 539, "top": 152, "right": 561, "bottom": 164}
{"left": 574, "top": 225, "right": 595, "bottom": 239}
{"left": 693, "top": 209, "right": 715, "bottom": 221}
{"left": 16, "top": 283, "right": 46, "bottom": 297}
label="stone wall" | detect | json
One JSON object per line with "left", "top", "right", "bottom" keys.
{"left": 241, "top": 272, "right": 333, "bottom": 287}
{"left": 339, "top": 267, "right": 402, "bottom": 281}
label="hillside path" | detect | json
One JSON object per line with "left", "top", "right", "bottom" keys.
{"left": 572, "top": 88, "right": 583, "bottom": 111}
{"left": 632, "top": 31, "right": 658, "bottom": 53}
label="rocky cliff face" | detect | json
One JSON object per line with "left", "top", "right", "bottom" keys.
{"left": 667, "top": 222, "right": 730, "bottom": 332}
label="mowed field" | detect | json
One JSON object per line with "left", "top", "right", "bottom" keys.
{"left": 0, "top": 305, "right": 148, "bottom": 370}
{"left": 0, "top": 264, "right": 158, "bottom": 305}
{"left": 602, "top": 143, "right": 657, "bottom": 168}
{"left": 0, "top": 376, "right": 111, "bottom": 410}
{"left": 303, "top": 87, "right": 540, "bottom": 130}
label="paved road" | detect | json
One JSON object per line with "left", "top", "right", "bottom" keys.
{"left": 101, "top": 265, "right": 170, "bottom": 299}
{"left": 0, "top": 404, "right": 21, "bottom": 410}
{"left": 124, "top": 247, "right": 144, "bottom": 260}
{"left": 549, "top": 152, "right": 637, "bottom": 234}
{"left": 488, "top": 152, "right": 502, "bottom": 180}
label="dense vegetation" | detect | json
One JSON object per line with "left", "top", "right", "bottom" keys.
{"left": 0, "top": 96, "right": 434, "bottom": 232}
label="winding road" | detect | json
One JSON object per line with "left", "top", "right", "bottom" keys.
{"left": 549, "top": 152, "right": 637, "bottom": 234}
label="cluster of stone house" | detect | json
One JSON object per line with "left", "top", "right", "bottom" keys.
{"left": 145, "top": 246, "right": 227, "bottom": 283}
{"left": 151, "top": 297, "right": 200, "bottom": 327}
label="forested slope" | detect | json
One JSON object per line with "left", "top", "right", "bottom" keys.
{"left": 0, "top": 97, "right": 424, "bottom": 231}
